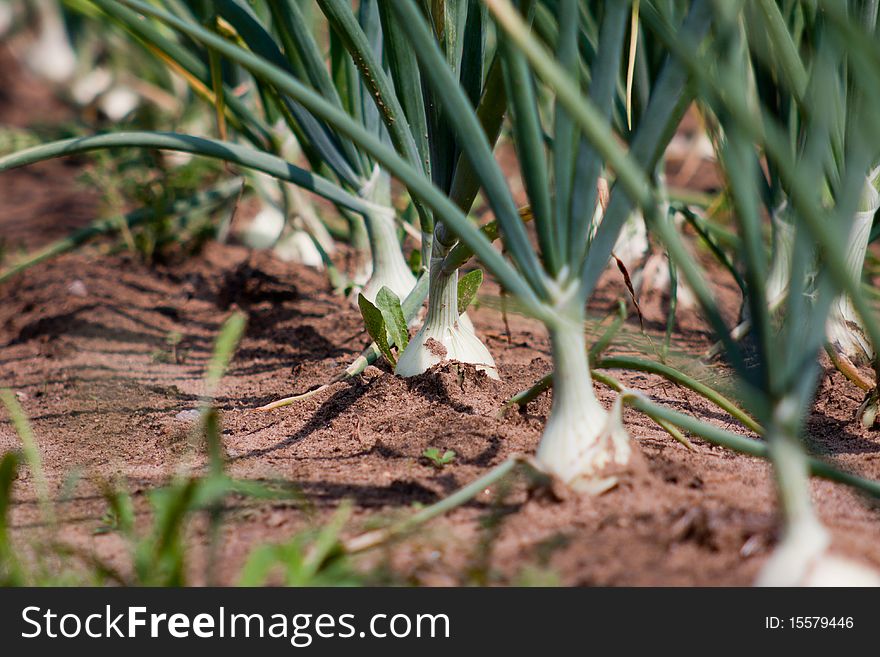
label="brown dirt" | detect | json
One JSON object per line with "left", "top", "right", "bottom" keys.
{"left": 2, "top": 53, "right": 880, "bottom": 587}
{"left": 0, "top": 47, "right": 101, "bottom": 253}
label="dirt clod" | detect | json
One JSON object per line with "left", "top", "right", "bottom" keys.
{"left": 425, "top": 337, "right": 447, "bottom": 359}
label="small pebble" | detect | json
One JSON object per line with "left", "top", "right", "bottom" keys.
{"left": 740, "top": 535, "right": 764, "bottom": 558}
{"left": 68, "top": 280, "right": 88, "bottom": 297}
{"left": 174, "top": 409, "right": 200, "bottom": 422}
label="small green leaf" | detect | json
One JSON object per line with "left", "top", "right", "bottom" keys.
{"left": 375, "top": 286, "right": 409, "bottom": 351}
{"left": 237, "top": 542, "right": 283, "bottom": 586}
{"left": 358, "top": 294, "right": 395, "bottom": 366}
{"left": 422, "top": 447, "right": 456, "bottom": 468}
{"left": 457, "top": 269, "right": 483, "bottom": 315}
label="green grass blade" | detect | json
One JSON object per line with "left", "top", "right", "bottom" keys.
{"left": 204, "top": 311, "right": 247, "bottom": 397}
{"left": 0, "top": 391, "right": 55, "bottom": 527}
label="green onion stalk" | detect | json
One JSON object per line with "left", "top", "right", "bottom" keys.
{"left": 308, "top": 0, "right": 431, "bottom": 306}
{"left": 355, "top": 168, "right": 417, "bottom": 304}
{"left": 756, "top": 399, "right": 880, "bottom": 586}
{"left": 395, "top": 223, "right": 499, "bottom": 380}
{"left": 390, "top": 0, "right": 503, "bottom": 377}
{"left": 442, "top": 0, "right": 712, "bottom": 488}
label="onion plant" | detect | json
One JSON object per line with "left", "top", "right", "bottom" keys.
{"left": 725, "top": 1, "right": 880, "bottom": 380}
{"left": 637, "top": 0, "right": 880, "bottom": 584}
{"left": 305, "top": 0, "right": 508, "bottom": 376}
{"left": 75, "top": 0, "right": 421, "bottom": 300}
{"left": 537, "top": 1, "right": 697, "bottom": 310}
{"left": 458, "top": 0, "right": 711, "bottom": 489}
{"left": 386, "top": 0, "right": 505, "bottom": 379}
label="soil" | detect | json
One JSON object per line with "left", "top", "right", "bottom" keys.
{"left": 2, "top": 49, "right": 880, "bottom": 587}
